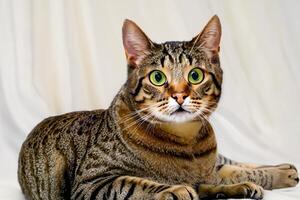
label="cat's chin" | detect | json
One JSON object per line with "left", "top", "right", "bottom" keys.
{"left": 153, "top": 111, "right": 197, "bottom": 123}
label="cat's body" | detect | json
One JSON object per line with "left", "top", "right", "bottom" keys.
{"left": 18, "top": 91, "right": 217, "bottom": 200}
{"left": 18, "top": 16, "right": 299, "bottom": 200}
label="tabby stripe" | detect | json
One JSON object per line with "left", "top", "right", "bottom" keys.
{"left": 30, "top": 148, "right": 40, "bottom": 199}
{"left": 119, "top": 178, "right": 126, "bottom": 193}
{"left": 270, "top": 175, "right": 273, "bottom": 189}
{"left": 171, "top": 193, "right": 179, "bottom": 200}
{"left": 37, "top": 147, "right": 45, "bottom": 199}
{"left": 43, "top": 145, "right": 51, "bottom": 200}
{"left": 41, "top": 121, "right": 59, "bottom": 200}
{"left": 62, "top": 169, "right": 72, "bottom": 199}
{"left": 123, "top": 183, "right": 136, "bottom": 200}
{"left": 106, "top": 117, "right": 114, "bottom": 136}
{"left": 142, "top": 183, "right": 148, "bottom": 191}
{"left": 196, "top": 130, "right": 210, "bottom": 142}
{"left": 103, "top": 193, "right": 107, "bottom": 200}
{"left": 257, "top": 170, "right": 264, "bottom": 188}
{"left": 54, "top": 143, "right": 63, "bottom": 199}
{"left": 160, "top": 56, "right": 165, "bottom": 67}
{"left": 67, "top": 137, "right": 77, "bottom": 182}
{"left": 209, "top": 72, "right": 221, "bottom": 90}
{"left": 194, "top": 146, "right": 217, "bottom": 158}
{"left": 162, "top": 46, "right": 174, "bottom": 63}
{"left": 24, "top": 151, "right": 35, "bottom": 199}
{"left": 89, "top": 176, "right": 118, "bottom": 200}
{"left": 186, "top": 188, "right": 194, "bottom": 200}
{"left": 154, "top": 185, "right": 170, "bottom": 193}
{"left": 218, "top": 155, "right": 224, "bottom": 165}
{"left": 94, "top": 116, "right": 106, "bottom": 145}
{"left": 147, "top": 184, "right": 156, "bottom": 192}
{"left": 134, "top": 140, "right": 216, "bottom": 160}
{"left": 186, "top": 54, "right": 193, "bottom": 65}
{"left": 105, "top": 181, "right": 114, "bottom": 199}
{"left": 80, "top": 173, "right": 116, "bottom": 186}
{"left": 131, "top": 76, "right": 145, "bottom": 96}
{"left": 20, "top": 157, "right": 30, "bottom": 199}
{"left": 263, "top": 173, "right": 268, "bottom": 189}
{"left": 113, "top": 191, "right": 117, "bottom": 200}
{"left": 216, "top": 164, "right": 225, "bottom": 171}
{"left": 73, "top": 174, "right": 116, "bottom": 199}
{"left": 73, "top": 122, "right": 99, "bottom": 188}
{"left": 66, "top": 118, "right": 79, "bottom": 162}
{"left": 72, "top": 189, "right": 83, "bottom": 200}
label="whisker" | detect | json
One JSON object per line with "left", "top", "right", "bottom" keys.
{"left": 118, "top": 101, "right": 165, "bottom": 124}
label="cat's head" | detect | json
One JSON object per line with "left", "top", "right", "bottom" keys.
{"left": 122, "top": 15, "right": 222, "bottom": 123}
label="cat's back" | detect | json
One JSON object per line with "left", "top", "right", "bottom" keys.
{"left": 20, "top": 109, "right": 106, "bottom": 153}
{"left": 18, "top": 109, "right": 108, "bottom": 200}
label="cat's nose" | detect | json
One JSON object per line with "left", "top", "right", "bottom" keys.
{"left": 172, "top": 93, "right": 188, "bottom": 105}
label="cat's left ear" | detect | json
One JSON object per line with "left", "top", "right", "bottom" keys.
{"left": 122, "top": 19, "right": 154, "bottom": 68}
{"left": 189, "top": 15, "right": 221, "bottom": 57}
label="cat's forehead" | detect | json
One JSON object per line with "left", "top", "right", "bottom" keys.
{"left": 160, "top": 41, "right": 195, "bottom": 69}
{"left": 141, "top": 40, "right": 207, "bottom": 73}
{"left": 162, "top": 41, "right": 187, "bottom": 58}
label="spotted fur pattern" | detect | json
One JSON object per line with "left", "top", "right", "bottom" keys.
{"left": 18, "top": 16, "right": 298, "bottom": 200}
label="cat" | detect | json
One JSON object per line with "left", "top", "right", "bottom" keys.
{"left": 18, "top": 15, "right": 299, "bottom": 200}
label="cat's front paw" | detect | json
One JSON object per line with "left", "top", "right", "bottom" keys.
{"left": 238, "top": 182, "right": 264, "bottom": 199}
{"left": 155, "top": 185, "right": 198, "bottom": 200}
{"left": 271, "top": 163, "right": 299, "bottom": 189}
{"left": 217, "top": 182, "right": 264, "bottom": 199}
{"left": 198, "top": 182, "right": 264, "bottom": 200}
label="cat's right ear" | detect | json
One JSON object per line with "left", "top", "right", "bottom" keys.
{"left": 189, "top": 15, "right": 222, "bottom": 58}
{"left": 122, "top": 19, "right": 154, "bottom": 68}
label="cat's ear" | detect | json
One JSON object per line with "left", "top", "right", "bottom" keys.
{"left": 190, "top": 15, "right": 221, "bottom": 56}
{"left": 122, "top": 19, "right": 154, "bottom": 68}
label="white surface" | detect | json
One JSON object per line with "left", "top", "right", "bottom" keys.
{"left": 0, "top": 0, "right": 299, "bottom": 199}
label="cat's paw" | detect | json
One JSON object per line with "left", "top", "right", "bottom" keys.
{"left": 155, "top": 185, "right": 198, "bottom": 200}
{"left": 232, "top": 182, "right": 264, "bottom": 199}
{"left": 271, "top": 163, "right": 299, "bottom": 189}
{"left": 210, "top": 182, "right": 264, "bottom": 199}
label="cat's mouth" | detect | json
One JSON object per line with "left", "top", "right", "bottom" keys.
{"left": 171, "top": 107, "right": 190, "bottom": 115}
{"left": 150, "top": 105, "right": 195, "bottom": 123}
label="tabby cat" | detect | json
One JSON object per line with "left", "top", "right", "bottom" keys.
{"left": 18, "top": 15, "right": 299, "bottom": 200}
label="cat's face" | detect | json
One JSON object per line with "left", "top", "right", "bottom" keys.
{"left": 122, "top": 16, "right": 222, "bottom": 123}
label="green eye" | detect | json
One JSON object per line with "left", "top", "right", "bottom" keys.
{"left": 188, "top": 68, "right": 204, "bottom": 84}
{"left": 149, "top": 70, "right": 167, "bottom": 86}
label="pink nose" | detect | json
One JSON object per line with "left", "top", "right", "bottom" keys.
{"left": 172, "top": 93, "right": 188, "bottom": 105}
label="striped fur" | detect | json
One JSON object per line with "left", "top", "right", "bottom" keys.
{"left": 18, "top": 16, "right": 298, "bottom": 200}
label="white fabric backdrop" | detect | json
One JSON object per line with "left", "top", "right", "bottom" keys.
{"left": 0, "top": 0, "right": 299, "bottom": 199}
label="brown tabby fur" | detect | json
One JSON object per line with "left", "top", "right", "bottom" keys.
{"left": 18, "top": 15, "right": 299, "bottom": 200}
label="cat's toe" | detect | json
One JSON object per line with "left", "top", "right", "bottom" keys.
{"left": 241, "top": 182, "right": 264, "bottom": 199}
{"left": 285, "top": 170, "right": 299, "bottom": 187}
{"left": 156, "top": 185, "right": 198, "bottom": 200}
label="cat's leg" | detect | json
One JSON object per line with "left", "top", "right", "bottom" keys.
{"left": 217, "top": 154, "right": 259, "bottom": 168}
{"left": 216, "top": 163, "right": 299, "bottom": 190}
{"left": 218, "top": 154, "right": 299, "bottom": 170}
{"left": 71, "top": 175, "right": 199, "bottom": 200}
{"left": 72, "top": 174, "right": 266, "bottom": 200}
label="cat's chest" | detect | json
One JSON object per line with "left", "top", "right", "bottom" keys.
{"left": 138, "top": 148, "right": 217, "bottom": 185}
{"left": 119, "top": 117, "right": 218, "bottom": 184}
